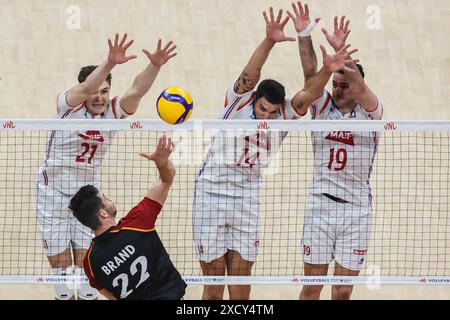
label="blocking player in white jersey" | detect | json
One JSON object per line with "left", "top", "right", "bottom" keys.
{"left": 288, "top": 3, "right": 383, "bottom": 300}
{"left": 193, "top": 6, "right": 358, "bottom": 300}
{"left": 36, "top": 33, "right": 177, "bottom": 300}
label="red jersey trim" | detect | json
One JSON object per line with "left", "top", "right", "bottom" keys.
{"left": 64, "top": 91, "right": 79, "bottom": 109}
{"left": 236, "top": 94, "right": 254, "bottom": 112}
{"left": 112, "top": 97, "right": 118, "bottom": 119}
{"left": 362, "top": 97, "right": 383, "bottom": 118}
{"left": 117, "top": 96, "right": 135, "bottom": 116}
{"left": 319, "top": 92, "right": 331, "bottom": 115}
{"left": 85, "top": 245, "right": 103, "bottom": 290}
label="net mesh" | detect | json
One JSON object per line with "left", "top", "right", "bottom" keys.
{"left": 0, "top": 120, "right": 449, "bottom": 284}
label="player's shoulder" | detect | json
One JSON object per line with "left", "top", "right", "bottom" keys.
{"left": 225, "top": 87, "right": 254, "bottom": 106}
{"left": 57, "top": 105, "right": 86, "bottom": 119}
{"left": 355, "top": 100, "right": 383, "bottom": 120}
{"left": 310, "top": 89, "right": 332, "bottom": 119}
{"left": 104, "top": 96, "right": 130, "bottom": 119}
{"left": 222, "top": 88, "right": 254, "bottom": 119}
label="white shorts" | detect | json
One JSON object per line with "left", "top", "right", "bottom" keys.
{"left": 36, "top": 182, "right": 93, "bottom": 256}
{"left": 301, "top": 193, "right": 372, "bottom": 271}
{"left": 192, "top": 181, "right": 260, "bottom": 263}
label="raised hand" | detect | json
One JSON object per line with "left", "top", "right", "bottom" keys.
{"left": 321, "top": 44, "right": 359, "bottom": 73}
{"left": 143, "top": 39, "right": 177, "bottom": 67}
{"left": 264, "top": 7, "right": 296, "bottom": 43}
{"left": 322, "top": 16, "right": 351, "bottom": 52}
{"left": 287, "top": 1, "right": 321, "bottom": 34}
{"left": 107, "top": 33, "right": 137, "bottom": 65}
{"left": 139, "top": 135, "right": 175, "bottom": 166}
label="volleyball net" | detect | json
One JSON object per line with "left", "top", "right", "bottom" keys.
{"left": 0, "top": 119, "right": 449, "bottom": 285}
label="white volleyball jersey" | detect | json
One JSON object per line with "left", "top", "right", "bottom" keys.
{"left": 309, "top": 89, "right": 383, "bottom": 205}
{"left": 195, "top": 87, "right": 304, "bottom": 194}
{"left": 38, "top": 89, "right": 132, "bottom": 194}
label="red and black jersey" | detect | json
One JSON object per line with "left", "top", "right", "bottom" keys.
{"left": 83, "top": 198, "right": 186, "bottom": 300}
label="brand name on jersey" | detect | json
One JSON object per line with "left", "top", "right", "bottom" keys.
{"left": 325, "top": 131, "right": 355, "bottom": 146}
{"left": 78, "top": 131, "right": 104, "bottom": 142}
{"left": 101, "top": 245, "right": 136, "bottom": 275}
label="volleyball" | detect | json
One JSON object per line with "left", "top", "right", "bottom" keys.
{"left": 156, "top": 87, "right": 193, "bottom": 124}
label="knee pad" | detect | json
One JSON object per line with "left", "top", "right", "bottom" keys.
{"left": 52, "top": 267, "right": 75, "bottom": 300}
{"left": 76, "top": 267, "right": 98, "bottom": 300}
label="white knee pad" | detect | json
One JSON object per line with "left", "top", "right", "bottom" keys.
{"left": 52, "top": 267, "right": 75, "bottom": 300}
{"left": 76, "top": 267, "right": 98, "bottom": 300}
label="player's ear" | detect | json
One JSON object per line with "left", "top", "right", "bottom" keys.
{"left": 98, "top": 208, "right": 109, "bottom": 219}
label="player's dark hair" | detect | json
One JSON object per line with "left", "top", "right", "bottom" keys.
{"left": 337, "top": 63, "right": 365, "bottom": 78}
{"left": 78, "top": 65, "right": 112, "bottom": 86}
{"left": 69, "top": 185, "right": 104, "bottom": 230}
{"left": 254, "top": 79, "right": 286, "bottom": 105}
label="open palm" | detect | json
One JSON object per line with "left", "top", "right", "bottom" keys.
{"left": 322, "top": 16, "right": 351, "bottom": 52}
{"left": 287, "top": 1, "right": 320, "bottom": 33}
{"left": 321, "top": 44, "right": 358, "bottom": 73}
{"left": 143, "top": 39, "right": 177, "bottom": 67}
{"left": 264, "top": 7, "right": 296, "bottom": 43}
{"left": 108, "top": 33, "right": 137, "bottom": 65}
{"left": 139, "top": 135, "right": 175, "bottom": 166}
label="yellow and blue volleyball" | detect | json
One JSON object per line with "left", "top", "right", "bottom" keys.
{"left": 156, "top": 87, "right": 193, "bottom": 124}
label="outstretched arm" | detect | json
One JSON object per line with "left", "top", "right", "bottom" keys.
{"left": 322, "top": 16, "right": 378, "bottom": 112}
{"left": 234, "top": 7, "right": 295, "bottom": 94}
{"left": 321, "top": 16, "right": 351, "bottom": 53}
{"left": 139, "top": 135, "right": 176, "bottom": 206}
{"left": 66, "top": 33, "right": 137, "bottom": 108}
{"left": 287, "top": 1, "right": 321, "bottom": 80}
{"left": 291, "top": 45, "right": 359, "bottom": 114}
{"left": 120, "top": 39, "right": 177, "bottom": 115}
{"left": 342, "top": 62, "right": 379, "bottom": 112}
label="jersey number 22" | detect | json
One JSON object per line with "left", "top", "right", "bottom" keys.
{"left": 112, "top": 256, "right": 150, "bottom": 299}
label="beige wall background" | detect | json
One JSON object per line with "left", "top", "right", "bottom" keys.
{"left": 0, "top": 0, "right": 449, "bottom": 299}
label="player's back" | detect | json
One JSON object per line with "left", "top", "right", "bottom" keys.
{"left": 87, "top": 228, "right": 185, "bottom": 300}
{"left": 84, "top": 198, "right": 186, "bottom": 300}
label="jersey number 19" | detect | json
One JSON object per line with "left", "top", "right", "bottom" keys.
{"left": 327, "top": 147, "right": 348, "bottom": 171}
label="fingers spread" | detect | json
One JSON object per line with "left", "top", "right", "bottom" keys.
{"left": 119, "top": 33, "right": 127, "bottom": 47}
{"left": 123, "top": 39, "right": 134, "bottom": 50}
{"left": 319, "top": 45, "right": 327, "bottom": 57}
{"left": 276, "top": 9, "right": 283, "bottom": 23}
{"left": 292, "top": 2, "right": 300, "bottom": 17}
{"left": 269, "top": 7, "right": 275, "bottom": 21}
{"left": 340, "top": 16, "right": 345, "bottom": 30}
{"left": 281, "top": 16, "right": 290, "bottom": 28}
{"left": 287, "top": 11, "right": 295, "bottom": 22}
{"left": 163, "top": 40, "right": 173, "bottom": 52}
{"left": 263, "top": 11, "right": 269, "bottom": 24}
